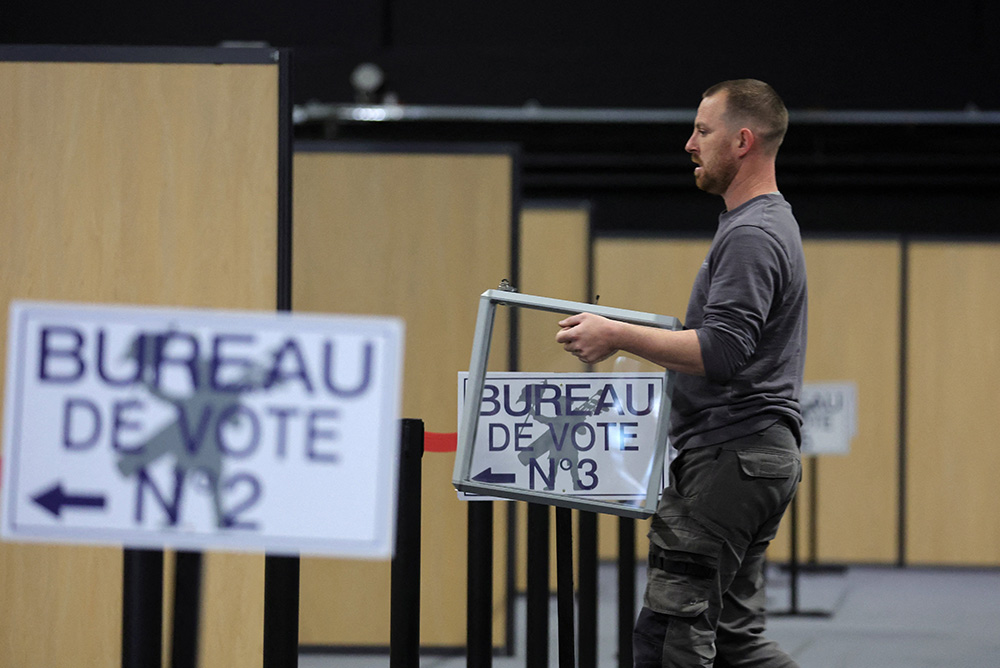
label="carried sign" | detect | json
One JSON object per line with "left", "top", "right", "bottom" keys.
{"left": 2, "top": 301, "right": 404, "bottom": 558}
{"left": 459, "top": 372, "right": 667, "bottom": 503}
{"left": 452, "top": 289, "right": 680, "bottom": 518}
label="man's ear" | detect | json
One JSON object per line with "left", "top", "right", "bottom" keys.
{"left": 736, "top": 127, "right": 755, "bottom": 157}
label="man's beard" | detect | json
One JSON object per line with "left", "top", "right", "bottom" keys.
{"left": 694, "top": 155, "right": 738, "bottom": 196}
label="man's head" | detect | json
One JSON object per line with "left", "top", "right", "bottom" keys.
{"left": 703, "top": 79, "right": 788, "bottom": 155}
{"left": 685, "top": 79, "right": 787, "bottom": 200}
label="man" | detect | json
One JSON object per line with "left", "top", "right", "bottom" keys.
{"left": 556, "top": 79, "right": 806, "bottom": 667}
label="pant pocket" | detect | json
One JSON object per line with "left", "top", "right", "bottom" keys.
{"left": 644, "top": 518, "right": 720, "bottom": 618}
{"left": 644, "top": 578, "right": 710, "bottom": 618}
{"left": 735, "top": 448, "right": 800, "bottom": 480}
{"left": 642, "top": 552, "right": 718, "bottom": 667}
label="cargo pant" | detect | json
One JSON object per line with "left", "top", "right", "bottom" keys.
{"left": 633, "top": 422, "right": 801, "bottom": 668}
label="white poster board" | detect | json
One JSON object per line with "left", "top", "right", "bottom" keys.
{"left": 800, "top": 382, "right": 857, "bottom": 456}
{"left": 2, "top": 301, "right": 404, "bottom": 558}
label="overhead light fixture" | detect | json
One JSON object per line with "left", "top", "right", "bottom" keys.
{"left": 350, "top": 62, "right": 385, "bottom": 105}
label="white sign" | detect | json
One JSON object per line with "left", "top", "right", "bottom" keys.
{"left": 800, "top": 382, "right": 857, "bottom": 456}
{"left": 2, "top": 301, "right": 404, "bottom": 559}
{"left": 459, "top": 372, "right": 666, "bottom": 503}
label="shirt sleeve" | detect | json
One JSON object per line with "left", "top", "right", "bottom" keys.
{"left": 696, "top": 225, "right": 785, "bottom": 383}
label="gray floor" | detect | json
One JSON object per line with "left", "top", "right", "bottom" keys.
{"left": 300, "top": 563, "right": 1000, "bottom": 667}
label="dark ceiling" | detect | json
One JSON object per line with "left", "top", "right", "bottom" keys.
{"left": 5, "top": 1, "right": 1000, "bottom": 236}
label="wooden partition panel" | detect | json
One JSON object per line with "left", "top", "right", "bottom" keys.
{"left": 292, "top": 145, "right": 515, "bottom": 647}
{"left": 592, "top": 237, "right": 711, "bottom": 560}
{"left": 906, "top": 242, "right": 1000, "bottom": 565}
{"left": 519, "top": 205, "right": 592, "bottom": 368}
{"left": 0, "top": 49, "right": 281, "bottom": 668}
{"left": 514, "top": 205, "right": 590, "bottom": 591}
{"left": 592, "top": 238, "right": 902, "bottom": 565}
{"left": 778, "top": 240, "right": 901, "bottom": 564}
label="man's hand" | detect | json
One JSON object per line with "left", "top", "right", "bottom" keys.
{"left": 555, "top": 313, "right": 621, "bottom": 365}
{"left": 557, "top": 312, "right": 707, "bottom": 375}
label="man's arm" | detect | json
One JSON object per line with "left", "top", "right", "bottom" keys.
{"left": 555, "top": 313, "right": 706, "bottom": 375}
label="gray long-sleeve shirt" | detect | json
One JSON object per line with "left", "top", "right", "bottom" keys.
{"left": 669, "top": 193, "right": 808, "bottom": 451}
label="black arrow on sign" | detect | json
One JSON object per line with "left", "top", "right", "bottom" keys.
{"left": 472, "top": 468, "right": 516, "bottom": 484}
{"left": 32, "top": 483, "right": 107, "bottom": 518}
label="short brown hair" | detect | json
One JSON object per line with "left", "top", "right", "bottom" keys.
{"left": 704, "top": 79, "right": 789, "bottom": 153}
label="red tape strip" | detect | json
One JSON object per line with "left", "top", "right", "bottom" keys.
{"left": 424, "top": 432, "right": 458, "bottom": 453}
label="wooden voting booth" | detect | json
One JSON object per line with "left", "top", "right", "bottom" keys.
{"left": 515, "top": 205, "right": 591, "bottom": 592}
{"left": 906, "top": 242, "right": 1000, "bottom": 566}
{"left": 0, "top": 46, "right": 286, "bottom": 667}
{"left": 592, "top": 237, "right": 713, "bottom": 562}
{"left": 292, "top": 143, "right": 517, "bottom": 649}
{"left": 794, "top": 240, "right": 901, "bottom": 564}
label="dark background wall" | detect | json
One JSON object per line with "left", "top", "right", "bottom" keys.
{"left": 5, "top": 0, "right": 1000, "bottom": 236}
{"left": 5, "top": 0, "right": 998, "bottom": 109}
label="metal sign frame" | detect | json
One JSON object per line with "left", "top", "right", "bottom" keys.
{"left": 453, "top": 289, "right": 681, "bottom": 518}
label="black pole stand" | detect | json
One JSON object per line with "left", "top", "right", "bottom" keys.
{"left": 771, "top": 493, "right": 832, "bottom": 618}
{"left": 809, "top": 458, "right": 819, "bottom": 567}
{"left": 392, "top": 418, "right": 424, "bottom": 668}
{"left": 556, "top": 508, "right": 576, "bottom": 668}
{"left": 122, "top": 548, "right": 163, "bottom": 668}
{"left": 505, "top": 501, "right": 519, "bottom": 656}
{"left": 617, "top": 517, "right": 636, "bottom": 668}
{"left": 263, "top": 555, "right": 300, "bottom": 667}
{"left": 804, "top": 458, "right": 847, "bottom": 575}
{"left": 468, "top": 499, "right": 494, "bottom": 668}
{"left": 171, "top": 550, "right": 203, "bottom": 668}
{"left": 577, "top": 511, "right": 598, "bottom": 668}
{"left": 788, "top": 494, "right": 802, "bottom": 613}
{"left": 554, "top": 507, "right": 575, "bottom": 668}
{"left": 266, "top": 42, "right": 298, "bottom": 668}
{"left": 525, "top": 503, "right": 550, "bottom": 668}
